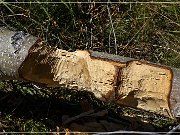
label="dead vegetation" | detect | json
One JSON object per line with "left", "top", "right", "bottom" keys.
{"left": 0, "top": 0, "right": 180, "bottom": 133}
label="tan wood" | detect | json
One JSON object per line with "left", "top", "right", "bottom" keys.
{"left": 19, "top": 41, "right": 173, "bottom": 118}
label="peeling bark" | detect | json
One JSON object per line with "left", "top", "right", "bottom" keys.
{"left": 1, "top": 27, "right": 180, "bottom": 118}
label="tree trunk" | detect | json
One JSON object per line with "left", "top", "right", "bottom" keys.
{"left": 1, "top": 27, "right": 180, "bottom": 119}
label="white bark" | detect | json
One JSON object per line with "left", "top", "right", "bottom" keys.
{"left": 0, "top": 27, "right": 38, "bottom": 79}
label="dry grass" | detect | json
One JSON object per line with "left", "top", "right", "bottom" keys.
{"left": 0, "top": 0, "right": 180, "bottom": 133}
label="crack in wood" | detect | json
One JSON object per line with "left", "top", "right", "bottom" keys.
{"left": 114, "top": 66, "right": 123, "bottom": 101}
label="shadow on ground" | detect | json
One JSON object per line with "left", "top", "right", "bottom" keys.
{"left": 0, "top": 88, "right": 83, "bottom": 131}
{"left": 0, "top": 86, "right": 176, "bottom": 132}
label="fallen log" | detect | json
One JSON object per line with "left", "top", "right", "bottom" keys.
{"left": 0, "top": 27, "right": 180, "bottom": 119}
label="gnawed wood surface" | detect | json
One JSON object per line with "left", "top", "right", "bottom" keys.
{"left": 91, "top": 51, "right": 180, "bottom": 118}
{"left": 1, "top": 27, "right": 180, "bottom": 119}
{"left": 19, "top": 46, "right": 173, "bottom": 118}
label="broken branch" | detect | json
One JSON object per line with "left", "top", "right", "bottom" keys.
{"left": 0, "top": 27, "right": 180, "bottom": 119}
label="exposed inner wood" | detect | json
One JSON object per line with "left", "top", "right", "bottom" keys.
{"left": 117, "top": 61, "right": 173, "bottom": 118}
{"left": 19, "top": 42, "right": 173, "bottom": 118}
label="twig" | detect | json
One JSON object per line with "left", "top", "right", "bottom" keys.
{"left": 121, "top": 22, "right": 147, "bottom": 54}
{"left": 107, "top": 116, "right": 130, "bottom": 126}
{"left": 107, "top": 4, "right": 117, "bottom": 55}
{"left": 166, "top": 124, "right": 180, "bottom": 135}
{"left": 62, "top": 110, "right": 94, "bottom": 125}
{"left": 88, "top": 110, "right": 108, "bottom": 117}
{"left": 148, "top": 7, "right": 180, "bottom": 27}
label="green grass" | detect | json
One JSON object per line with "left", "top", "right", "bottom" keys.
{"left": 1, "top": 1, "right": 179, "bottom": 65}
{"left": 0, "top": 81, "right": 177, "bottom": 132}
{"left": 0, "top": 0, "right": 180, "bottom": 133}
